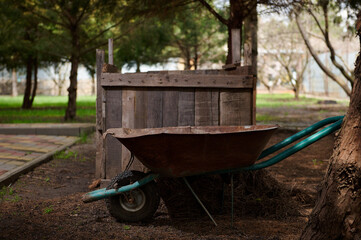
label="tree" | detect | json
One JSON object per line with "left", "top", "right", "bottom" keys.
{"left": 24, "top": 0, "right": 125, "bottom": 120}
{"left": 259, "top": 17, "right": 309, "bottom": 99}
{"left": 300, "top": 8, "right": 361, "bottom": 239}
{"left": 0, "top": 0, "right": 38, "bottom": 105}
{"left": 294, "top": 1, "right": 356, "bottom": 96}
{"left": 118, "top": 0, "right": 297, "bottom": 65}
{"left": 46, "top": 63, "right": 69, "bottom": 96}
{"left": 114, "top": 18, "right": 173, "bottom": 72}
{"left": 169, "top": 3, "right": 227, "bottom": 70}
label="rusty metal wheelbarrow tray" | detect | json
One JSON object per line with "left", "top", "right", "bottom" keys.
{"left": 82, "top": 116, "right": 344, "bottom": 226}
{"left": 83, "top": 116, "right": 344, "bottom": 204}
{"left": 106, "top": 125, "right": 278, "bottom": 178}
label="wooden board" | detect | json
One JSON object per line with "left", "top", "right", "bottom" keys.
{"left": 146, "top": 89, "right": 163, "bottom": 128}
{"left": 178, "top": 89, "right": 195, "bottom": 126}
{"left": 195, "top": 89, "right": 219, "bottom": 126}
{"left": 95, "top": 49, "right": 104, "bottom": 178}
{"left": 101, "top": 73, "right": 253, "bottom": 88}
{"left": 162, "top": 89, "right": 179, "bottom": 127}
{"left": 105, "top": 89, "right": 122, "bottom": 178}
{"left": 220, "top": 89, "right": 252, "bottom": 126}
{"left": 120, "top": 89, "right": 137, "bottom": 172}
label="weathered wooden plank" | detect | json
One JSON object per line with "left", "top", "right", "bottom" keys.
{"left": 162, "top": 89, "right": 179, "bottom": 127}
{"left": 195, "top": 89, "right": 219, "bottom": 126}
{"left": 106, "top": 89, "right": 122, "bottom": 128}
{"left": 101, "top": 73, "right": 254, "bottom": 88}
{"left": 105, "top": 88, "right": 122, "bottom": 178}
{"left": 95, "top": 49, "right": 105, "bottom": 178}
{"left": 96, "top": 50, "right": 105, "bottom": 131}
{"left": 220, "top": 89, "right": 252, "bottom": 126}
{"left": 105, "top": 136, "right": 122, "bottom": 178}
{"left": 178, "top": 89, "right": 195, "bottom": 126}
{"left": 134, "top": 89, "right": 146, "bottom": 128}
{"left": 121, "top": 89, "right": 136, "bottom": 172}
{"left": 130, "top": 88, "right": 148, "bottom": 172}
{"left": 146, "top": 89, "right": 163, "bottom": 128}
{"left": 211, "top": 90, "right": 219, "bottom": 125}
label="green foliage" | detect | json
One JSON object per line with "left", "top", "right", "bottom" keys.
{"left": 113, "top": 0, "right": 227, "bottom": 70}
{"left": 169, "top": 2, "right": 227, "bottom": 69}
{"left": 54, "top": 150, "right": 78, "bottom": 160}
{"left": 115, "top": 18, "right": 173, "bottom": 72}
{"left": 79, "top": 132, "right": 89, "bottom": 144}
{"left": 43, "top": 205, "right": 54, "bottom": 214}
{"left": 312, "top": 159, "right": 324, "bottom": 165}
{"left": 54, "top": 149, "right": 88, "bottom": 162}
{"left": 0, "top": 186, "right": 21, "bottom": 202}
{"left": 123, "top": 225, "right": 131, "bottom": 230}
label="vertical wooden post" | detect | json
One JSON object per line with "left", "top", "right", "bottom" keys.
{"left": 108, "top": 38, "right": 113, "bottom": 65}
{"left": 231, "top": 29, "right": 241, "bottom": 64}
{"left": 220, "top": 29, "right": 250, "bottom": 126}
{"left": 245, "top": 8, "right": 258, "bottom": 125}
{"left": 95, "top": 49, "right": 105, "bottom": 178}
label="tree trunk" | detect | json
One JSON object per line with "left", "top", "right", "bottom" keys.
{"left": 11, "top": 68, "right": 18, "bottom": 97}
{"left": 300, "top": 15, "right": 361, "bottom": 239}
{"left": 58, "top": 85, "right": 62, "bottom": 96}
{"left": 65, "top": 26, "right": 79, "bottom": 121}
{"left": 30, "top": 57, "right": 38, "bottom": 105}
{"left": 91, "top": 73, "right": 95, "bottom": 95}
{"left": 22, "top": 56, "right": 33, "bottom": 109}
{"left": 194, "top": 44, "right": 198, "bottom": 70}
{"left": 136, "top": 61, "right": 141, "bottom": 73}
{"left": 65, "top": 54, "right": 79, "bottom": 120}
{"left": 294, "top": 88, "right": 299, "bottom": 100}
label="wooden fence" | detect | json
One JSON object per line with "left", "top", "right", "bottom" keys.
{"left": 95, "top": 32, "right": 257, "bottom": 181}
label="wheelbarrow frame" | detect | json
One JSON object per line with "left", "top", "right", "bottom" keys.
{"left": 82, "top": 116, "right": 344, "bottom": 225}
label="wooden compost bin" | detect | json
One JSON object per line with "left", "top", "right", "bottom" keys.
{"left": 95, "top": 58, "right": 256, "bottom": 181}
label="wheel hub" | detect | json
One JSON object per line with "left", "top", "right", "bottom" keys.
{"left": 119, "top": 189, "right": 146, "bottom": 212}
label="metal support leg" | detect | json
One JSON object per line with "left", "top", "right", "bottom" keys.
{"left": 183, "top": 177, "right": 218, "bottom": 226}
{"left": 221, "top": 181, "right": 226, "bottom": 214}
{"left": 231, "top": 173, "right": 234, "bottom": 228}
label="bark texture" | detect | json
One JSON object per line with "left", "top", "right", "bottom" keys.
{"left": 22, "top": 56, "right": 38, "bottom": 109}
{"left": 301, "top": 15, "right": 361, "bottom": 239}
{"left": 65, "top": 26, "right": 79, "bottom": 121}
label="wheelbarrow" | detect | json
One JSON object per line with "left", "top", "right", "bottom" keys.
{"left": 82, "top": 116, "right": 343, "bottom": 226}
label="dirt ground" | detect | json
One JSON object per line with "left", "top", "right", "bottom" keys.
{"left": 0, "top": 123, "right": 338, "bottom": 240}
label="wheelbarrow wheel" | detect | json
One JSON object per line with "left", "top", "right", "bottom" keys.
{"left": 105, "top": 170, "right": 160, "bottom": 222}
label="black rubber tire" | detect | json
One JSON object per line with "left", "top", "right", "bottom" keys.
{"left": 105, "top": 171, "right": 160, "bottom": 222}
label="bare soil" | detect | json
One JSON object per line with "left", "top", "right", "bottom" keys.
{"left": 0, "top": 129, "right": 335, "bottom": 240}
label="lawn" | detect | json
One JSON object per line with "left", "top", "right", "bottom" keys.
{"left": 0, "top": 96, "right": 96, "bottom": 123}
{"left": 0, "top": 93, "right": 348, "bottom": 124}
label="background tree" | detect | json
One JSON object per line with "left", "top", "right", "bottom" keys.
{"left": 259, "top": 17, "right": 309, "bottom": 99}
{"left": 0, "top": 0, "right": 46, "bottom": 107}
{"left": 45, "top": 63, "right": 69, "bottom": 96}
{"left": 118, "top": 0, "right": 297, "bottom": 65}
{"left": 24, "top": 0, "right": 125, "bottom": 120}
{"left": 114, "top": 18, "right": 173, "bottom": 72}
{"left": 295, "top": 0, "right": 357, "bottom": 97}
{"left": 169, "top": 3, "right": 227, "bottom": 70}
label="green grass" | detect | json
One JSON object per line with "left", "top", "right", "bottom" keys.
{"left": 256, "top": 93, "right": 320, "bottom": 108}
{"left": 0, "top": 93, "right": 348, "bottom": 124}
{"left": 0, "top": 95, "right": 95, "bottom": 123}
